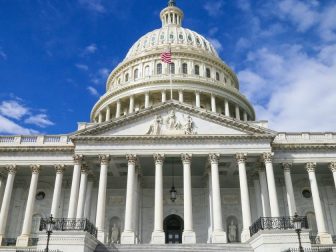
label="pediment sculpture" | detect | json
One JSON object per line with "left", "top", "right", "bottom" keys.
{"left": 146, "top": 110, "right": 197, "bottom": 135}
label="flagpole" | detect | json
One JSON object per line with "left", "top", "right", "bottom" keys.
{"left": 169, "top": 45, "right": 173, "bottom": 101}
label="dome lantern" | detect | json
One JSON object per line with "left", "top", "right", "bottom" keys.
{"left": 160, "top": 1, "right": 183, "bottom": 27}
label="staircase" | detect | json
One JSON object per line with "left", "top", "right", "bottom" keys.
{"left": 95, "top": 243, "right": 254, "bottom": 252}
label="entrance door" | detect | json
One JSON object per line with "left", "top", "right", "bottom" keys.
{"left": 164, "top": 214, "right": 184, "bottom": 244}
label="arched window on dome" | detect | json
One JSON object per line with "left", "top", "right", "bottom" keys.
{"left": 194, "top": 65, "right": 200, "bottom": 75}
{"left": 157, "top": 63, "right": 162, "bottom": 75}
{"left": 206, "top": 68, "right": 211, "bottom": 78}
{"left": 182, "top": 63, "right": 188, "bottom": 74}
{"left": 216, "top": 72, "right": 220, "bottom": 81}
{"left": 144, "top": 65, "right": 150, "bottom": 77}
{"left": 134, "top": 69, "right": 139, "bottom": 80}
{"left": 125, "top": 73, "right": 129, "bottom": 82}
{"left": 170, "top": 63, "right": 175, "bottom": 74}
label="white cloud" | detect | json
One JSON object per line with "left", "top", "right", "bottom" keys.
{"left": 24, "top": 114, "right": 54, "bottom": 128}
{"left": 87, "top": 86, "right": 99, "bottom": 97}
{"left": 75, "top": 63, "right": 89, "bottom": 71}
{"left": 98, "top": 68, "right": 109, "bottom": 78}
{"left": 78, "top": 0, "right": 105, "bottom": 13}
{"left": 0, "top": 115, "right": 38, "bottom": 135}
{"left": 207, "top": 38, "right": 223, "bottom": 53}
{"left": 204, "top": 1, "right": 224, "bottom": 17}
{"left": 0, "top": 48, "right": 6, "bottom": 60}
{"left": 237, "top": 0, "right": 251, "bottom": 12}
{"left": 0, "top": 100, "right": 29, "bottom": 120}
{"left": 239, "top": 44, "right": 336, "bottom": 131}
{"left": 83, "top": 44, "right": 97, "bottom": 55}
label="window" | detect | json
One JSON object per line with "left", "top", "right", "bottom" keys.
{"left": 157, "top": 63, "right": 162, "bottom": 75}
{"left": 206, "top": 68, "right": 211, "bottom": 78}
{"left": 125, "top": 73, "right": 129, "bottom": 82}
{"left": 170, "top": 63, "right": 175, "bottom": 74}
{"left": 195, "top": 65, "right": 200, "bottom": 75}
{"left": 302, "top": 189, "right": 312, "bottom": 199}
{"left": 216, "top": 72, "right": 220, "bottom": 81}
{"left": 134, "top": 69, "right": 139, "bottom": 80}
{"left": 144, "top": 65, "right": 150, "bottom": 77}
{"left": 182, "top": 63, "right": 188, "bottom": 74}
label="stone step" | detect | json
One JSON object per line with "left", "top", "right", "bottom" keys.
{"left": 95, "top": 243, "right": 254, "bottom": 252}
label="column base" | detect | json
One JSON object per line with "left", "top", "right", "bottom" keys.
{"left": 317, "top": 232, "right": 333, "bottom": 245}
{"left": 97, "top": 230, "right": 106, "bottom": 244}
{"left": 151, "top": 230, "right": 165, "bottom": 244}
{"left": 0, "top": 235, "right": 4, "bottom": 246}
{"left": 212, "top": 230, "right": 227, "bottom": 243}
{"left": 16, "top": 235, "right": 30, "bottom": 247}
{"left": 182, "top": 230, "right": 196, "bottom": 244}
{"left": 241, "top": 229, "right": 251, "bottom": 243}
{"left": 120, "top": 231, "right": 135, "bottom": 244}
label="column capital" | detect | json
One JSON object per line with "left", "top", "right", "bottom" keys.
{"left": 73, "top": 154, "right": 84, "bottom": 165}
{"left": 99, "top": 155, "right": 110, "bottom": 165}
{"left": 208, "top": 153, "right": 220, "bottom": 164}
{"left": 6, "top": 165, "right": 17, "bottom": 175}
{"left": 262, "top": 152, "right": 274, "bottom": 163}
{"left": 329, "top": 162, "right": 336, "bottom": 172}
{"left": 31, "top": 165, "right": 41, "bottom": 174}
{"left": 305, "top": 162, "right": 316, "bottom": 173}
{"left": 54, "top": 164, "right": 66, "bottom": 174}
{"left": 282, "top": 163, "right": 293, "bottom": 172}
{"left": 256, "top": 162, "right": 265, "bottom": 172}
{"left": 126, "top": 154, "right": 137, "bottom": 165}
{"left": 81, "top": 164, "right": 90, "bottom": 174}
{"left": 236, "top": 153, "right": 247, "bottom": 164}
{"left": 153, "top": 154, "right": 165, "bottom": 165}
{"left": 181, "top": 153, "right": 192, "bottom": 164}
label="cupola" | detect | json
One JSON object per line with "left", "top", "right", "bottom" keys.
{"left": 160, "top": 0, "right": 184, "bottom": 27}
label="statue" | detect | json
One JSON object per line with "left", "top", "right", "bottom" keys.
{"left": 184, "top": 115, "right": 194, "bottom": 135}
{"left": 228, "top": 221, "right": 237, "bottom": 242}
{"left": 111, "top": 223, "right": 120, "bottom": 244}
{"left": 166, "top": 110, "right": 180, "bottom": 130}
{"left": 146, "top": 115, "right": 162, "bottom": 135}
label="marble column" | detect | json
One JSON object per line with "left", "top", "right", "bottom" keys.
{"left": 211, "top": 94, "right": 216, "bottom": 113}
{"left": 224, "top": 100, "right": 230, "bottom": 117}
{"left": 151, "top": 154, "right": 165, "bottom": 244}
{"left": 329, "top": 162, "right": 336, "bottom": 190}
{"left": 236, "top": 153, "right": 252, "bottom": 242}
{"left": 257, "top": 163, "right": 271, "bottom": 217}
{"left": 243, "top": 112, "right": 248, "bottom": 121}
{"left": 207, "top": 167, "right": 213, "bottom": 243}
{"left": 0, "top": 172, "right": 4, "bottom": 207}
{"left": 235, "top": 105, "right": 240, "bottom": 120}
{"left": 179, "top": 90, "right": 184, "bottom": 103}
{"left": 282, "top": 163, "right": 297, "bottom": 216}
{"left": 252, "top": 175, "right": 263, "bottom": 218}
{"left": 68, "top": 155, "right": 83, "bottom": 218}
{"left": 50, "top": 165, "right": 65, "bottom": 218}
{"left": 76, "top": 164, "right": 89, "bottom": 219}
{"left": 195, "top": 91, "right": 200, "bottom": 108}
{"left": 129, "top": 95, "right": 134, "bottom": 113}
{"left": 208, "top": 154, "right": 227, "bottom": 243}
{"left": 106, "top": 106, "right": 111, "bottom": 121}
{"left": 132, "top": 167, "right": 140, "bottom": 244}
{"left": 17, "top": 165, "right": 41, "bottom": 246}
{"left": 145, "top": 93, "right": 150, "bottom": 108}
{"left": 0, "top": 165, "right": 17, "bottom": 245}
{"left": 161, "top": 90, "right": 167, "bottom": 103}
{"left": 121, "top": 154, "right": 137, "bottom": 244}
{"left": 98, "top": 112, "right": 103, "bottom": 123}
{"left": 305, "top": 163, "right": 333, "bottom": 244}
{"left": 181, "top": 153, "right": 196, "bottom": 244}
{"left": 262, "top": 153, "right": 279, "bottom": 217}
{"left": 116, "top": 100, "right": 121, "bottom": 118}
{"left": 96, "top": 155, "right": 110, "bottom": 242}
{"left": 84, "top": 180, "right": 94, "bottom": 220}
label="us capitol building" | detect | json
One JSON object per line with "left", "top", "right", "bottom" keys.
{"left": 0, "top": 1, "right": 335, "bottom": 252}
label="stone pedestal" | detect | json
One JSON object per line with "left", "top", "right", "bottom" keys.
{"left": 318, "top": 232, "right": 333, "bottom": 245}
{"left": 120, "top": 231, "right": 135, "bottom": 245}
{"left": 16, "top": 235, "right": 30, "bottom": 247}
{"left": 241, "top": 229, "right": 251, "bottom": 243}
{"left": 211, "top": 230, "right": 227, "bottom": 243}
{"left": 182, "top": 231, "right": 196, "bottom": 244}
{"left": 151, "top": 231, "right": 165, "bottom": 244}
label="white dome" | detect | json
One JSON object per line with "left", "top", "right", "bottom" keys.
{"left": 125, "top": 26, "right": 219, "bottom": 60}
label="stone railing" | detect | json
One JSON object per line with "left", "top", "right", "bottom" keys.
{"left": 275, "top": 133, "right": 336, "bottom": 143}
{"left": 0, "top": 135, "right": 73, "bottom": 146}
{"left": 249, "top": 216, "right": 308, "bottom": 237}
{"left": 283, "top": 248, "right": 333, "bottom": 252}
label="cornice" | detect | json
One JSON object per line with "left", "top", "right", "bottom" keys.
{"left": 272, "top": 143, "right": 336, "bottom": 150}
{"left": 0, "top": 146, "right": 74, "bottom": 153}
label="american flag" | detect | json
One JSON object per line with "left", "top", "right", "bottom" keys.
{"left": 161, "top": 51, "right": 172, "bottom": 64}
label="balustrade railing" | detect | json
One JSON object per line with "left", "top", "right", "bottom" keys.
{"left": 249, "top": 216, "right": 309, "bottom": 237}
{"left": 283, "top": 248, "right": 333, "bottom": 252}
{"left": 16, "top": 250, "right": 61, "bottom": 252}
{"left": 1, "top": 238, "right": 17, "bottom": 246}
{"left": 39, "top": 218, "right": 97, "bottom": 238}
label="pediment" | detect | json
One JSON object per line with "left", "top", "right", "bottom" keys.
{"left": 73, "top": 102, "right": 276, "bottom": 138}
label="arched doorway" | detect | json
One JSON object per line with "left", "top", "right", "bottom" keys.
{"left": 164, "top": 214, "right": 184, "bottom": 244}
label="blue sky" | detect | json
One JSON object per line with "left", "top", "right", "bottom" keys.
{"left": 0, "top": 0, "right": 336, "bottom": 135}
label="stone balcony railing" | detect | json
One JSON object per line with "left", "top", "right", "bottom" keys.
{"left": 274, "top": 133, "right": 336, "bottom": 144}
{"left": 0, "top": 135, "right": 73, "bottom": 146}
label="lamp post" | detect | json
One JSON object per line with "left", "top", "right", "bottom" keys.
{"left": 170, "top": 159, "right": 177, "bottom": 202}
{"left": 45, "top": 215, "right": 55, "bottom": 252}
{"left": 293, "top": 213, "right": 304, "bottom": 252}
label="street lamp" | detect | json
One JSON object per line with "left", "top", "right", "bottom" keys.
{"left": 293, "top": 212, "right": 304, "bottom": 252}
{"left": 45, "top": 215, "right": 55, "bottom": 252}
